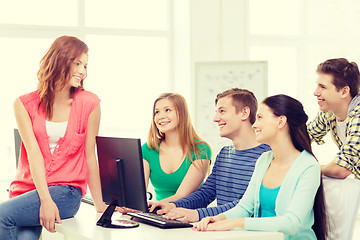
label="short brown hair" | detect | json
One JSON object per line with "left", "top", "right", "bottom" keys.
{"left": 317, "top": 58, "right": 360, "bottom": 98}
{"left": 215, "top": 88, "right": 258, "bottom": 124}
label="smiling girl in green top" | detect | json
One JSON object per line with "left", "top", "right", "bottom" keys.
{"left": 143, "top": 93, "right": 211, "bottom": 211}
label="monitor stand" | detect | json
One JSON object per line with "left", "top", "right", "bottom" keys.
{"left": 96, "top": 158, "right": 139, "bottom": 228}
{"left": 96, "top": 201, "right": 139, "bottom": 228}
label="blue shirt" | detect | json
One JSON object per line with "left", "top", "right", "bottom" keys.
{"left": 259, "top": 183, "right": 280, "bottom": 217}
{"left": 225, "top": 150, "right": 320, "bottom": 240}
{"left": 172, "top": 144, "right": 270, "bottom": 220}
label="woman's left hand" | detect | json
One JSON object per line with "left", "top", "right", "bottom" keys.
{"left": 193, "top": 218, "right": 244, "bottom": 232}
{"left": 205, "top": 219, "right": 241, "bottom": 231}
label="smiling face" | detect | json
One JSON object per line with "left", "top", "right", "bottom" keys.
{"left": 213, "top": 96, "right": 244, "bottom": 140}
{"left": 252, "top": 103, "right": 280, "bottom": 144}
{"left": 314, "top": 73, "right": 344, "bottom": 112}
{"left": 154, "top": 98, "right": 179, "bottom": 134}
{"left": 68, "top": 52, "right": 88, "bottom": 88}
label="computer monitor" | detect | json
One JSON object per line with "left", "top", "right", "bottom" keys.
{"left": 95, "top": 136, "right": 148, "bottom": 228}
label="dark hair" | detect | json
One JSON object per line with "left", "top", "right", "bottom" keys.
{"left": 263, "top": 94, "right": 328, "bottom": 240}
{"left": 215, "top": 88, "right": 258, "bottom": 124}
{"left": 317, "top": 58, "right": 360, "bottom": 98}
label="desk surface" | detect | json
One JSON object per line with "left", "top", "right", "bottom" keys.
{"left": 55, "top": 202, "right": 283, "bottom": 240}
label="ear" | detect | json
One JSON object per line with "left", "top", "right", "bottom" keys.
{"left": 339, "top": 86, "right": 350, "bottom": 98}
{"left": 240, "top": 107, "right": 251, "bottom": 121}
{"left": 278, "top": 115, "right": 287, "bottom": 129}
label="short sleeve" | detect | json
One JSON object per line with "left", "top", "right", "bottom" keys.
{"left": 141, "top": 142, "right": 152, "bottom": 164}
{"left": 75, "top": 91, "right": 100, "bottom": 114}
{"left": 19, "top": 91, "right": 41, "bottom": 119}
{"left": 194, "top": 142, "right": 212, "bottom": 164}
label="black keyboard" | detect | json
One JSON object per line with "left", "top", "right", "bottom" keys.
{"left": 127, "top": 212, "right": 192, "bottom": 229}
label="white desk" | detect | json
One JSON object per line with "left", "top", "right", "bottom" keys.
{"left": 0, "top": 183, "right": 282, "bottom": 240}
{"left": 54, "top": 202, "right": 283, "bottom": 240}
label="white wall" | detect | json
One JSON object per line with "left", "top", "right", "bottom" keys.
{"left": 189, "top": 0, "right": 249, "bottom": 155}
{"left": 188, "top": 0, "right": 339, "bottom": 163}
{"left": 190, "top": 0, "right": 248, "bottom": 62}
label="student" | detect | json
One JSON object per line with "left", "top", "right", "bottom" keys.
{"left": 143, "top": 93, "right": 211, "bottom": 204}
{"left": 193, "top": 94, "right": 328, "bottom": 240}
{"left": 149, "top": 88, "right": 270, "bottom": 221}
{"left": 307, "top": 58, "right": 360, "bottom": 179}
{"left": 0, "top": 36, "right": 106, "bottom": 240}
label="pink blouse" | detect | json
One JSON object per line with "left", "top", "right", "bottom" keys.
{"left": 9, "top": 90, "right": 100, "bottom": 198}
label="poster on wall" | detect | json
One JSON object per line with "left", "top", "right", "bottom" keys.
{"left": 194, "top": 61, "right": 268, "bottom": 157}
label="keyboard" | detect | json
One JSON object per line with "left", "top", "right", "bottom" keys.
{"left": 81, "top": 195, "right": 94, "bottom": 206}
{"left": 127, "top": 212, "right": 192, "bottom": 229}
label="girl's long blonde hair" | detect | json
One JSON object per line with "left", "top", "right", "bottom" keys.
{"left": 147, "top": 93, "right": 210, "bottom": 163}
{"left": 37, "top": 35, "right": 88, "bottom": 119}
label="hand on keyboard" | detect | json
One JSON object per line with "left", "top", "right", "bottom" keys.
{"left": 149, "top": 206, "right": 163, "bottom": 214}
{"left": 148, "top": 201, "right": 176, "bottom": 215}
{"left": 127, "top": 212, "right": 193, "bottom": 228}
{"left": 164, "top": 207, "right": 199, "bottom": 223}
{"left": 117, "top": 207, "right": 141, "bottom": 214}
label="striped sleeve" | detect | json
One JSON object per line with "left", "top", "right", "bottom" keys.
{"left": 173, "top": 155, "right": 218, "bottom": 209}
{"left": 195, "top": 145, "right": 270, "bottom": 220}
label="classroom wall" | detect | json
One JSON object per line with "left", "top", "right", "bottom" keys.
{"left": 189, "top": 0, "right": 338, "bottom": 163}
{"left": 190, "top": 0, "right": 247, "bottom": 62}
{"left": 190, "top": 0, "right": 249, "bottom": 154}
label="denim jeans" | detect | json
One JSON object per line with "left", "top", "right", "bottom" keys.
{"left": 0, "top": 185, "right": 82, "bottom": 240}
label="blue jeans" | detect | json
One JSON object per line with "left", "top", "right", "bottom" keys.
{"left": 0, "top": 185, "right": 82, "bottom": 240}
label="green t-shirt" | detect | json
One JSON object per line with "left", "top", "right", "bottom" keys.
{"left": 142, "top": 141, "right": 211, "bottom": 201}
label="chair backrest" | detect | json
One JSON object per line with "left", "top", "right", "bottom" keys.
{"left": 14, "top": 128, "right": 21, "bottom": 168}
{"left": 323, "top": 176, "right": 360, "bottom": 240}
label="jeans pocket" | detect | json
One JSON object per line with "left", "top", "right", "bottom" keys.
{"left": 49, "top": 186, "right": 82, "bottom": 219}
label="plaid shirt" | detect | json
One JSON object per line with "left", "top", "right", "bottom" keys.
{"left": 307, "top": 95, "right": 360, "bottom": 179}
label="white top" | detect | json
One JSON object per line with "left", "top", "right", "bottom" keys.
{"left": 46, "top": 120, "right": 68, "bottom": 154}
{"left": 336, "top": 119, "right": 347, "bottom": 144}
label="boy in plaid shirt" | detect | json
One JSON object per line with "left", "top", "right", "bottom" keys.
{"left": 307, "top": 58, "right": 360, "bottom": 179}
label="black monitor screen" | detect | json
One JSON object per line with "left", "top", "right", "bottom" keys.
{"left": 96, "top": 136, "right": 148, "bottom": 224}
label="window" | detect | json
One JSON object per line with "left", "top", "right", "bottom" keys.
{"left": 85, "top": 0, "right": 168, "bottom": 30}
{"left": 85, "top": 35, "right": 169, "bottom": 137}
{"left": 0, "top": 0, "right": 173, "bottom": 180}
{"left": 0, "top": 0, "right": 77, "bottom": 26}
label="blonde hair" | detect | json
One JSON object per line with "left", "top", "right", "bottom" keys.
{"left": 147, "top": 93, "right": 210, "bottom": 162}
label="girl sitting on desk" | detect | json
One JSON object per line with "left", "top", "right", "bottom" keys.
{"left": 144, "top": 93, "right": 211, "bottom": 210}
{"left": 193, "top": 94, "right": 328, "bottom": 240}
{"left": 0, "top": 36, "right": 107, "bottom": 240}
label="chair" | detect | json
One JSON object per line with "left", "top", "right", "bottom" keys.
{"left": 13, "top": 129, "right": 45, "bottom": 239}
{"left": 322, "top": 176, "right": 360, "bottom": 240}
{"left": 14, "top": 128, "right": 21, "bottom": 167}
